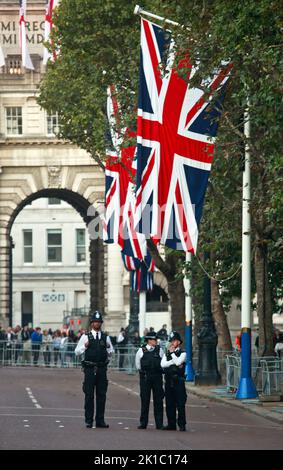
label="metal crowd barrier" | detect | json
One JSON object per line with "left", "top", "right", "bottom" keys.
{"left": 260, "top": 359, "right": 283, "bottom": 396}
{"left": 0, "top": 340, "right": 139, "bottom": 372}
{"left": 225, "top": 353, "right": 283, "bottom": 395}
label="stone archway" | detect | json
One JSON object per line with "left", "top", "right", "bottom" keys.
{"left": 0, "top": 163, "right": 106, "bottom": 327}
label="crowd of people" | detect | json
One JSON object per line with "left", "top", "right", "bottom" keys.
{"left": 0, "top": 324, "right": 88, "bottom": 366}
{"left": 234, "top": 328, "right": 283, "bottom": 358}
{"left": 0, "top": 323, "right": 170, "bottom": 367}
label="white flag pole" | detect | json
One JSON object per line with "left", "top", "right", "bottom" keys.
{"left": 236, "top": 98, "right": 257, "bottom": 399}
{"left": 184, "top": 252, "right": 195, "bottom": 381}
{"left": 134, "top": 4, "right": 179, "bottom": 26}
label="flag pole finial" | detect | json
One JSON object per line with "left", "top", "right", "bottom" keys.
{"left": 134, "top": 5, "right": 141, "bottom": 15}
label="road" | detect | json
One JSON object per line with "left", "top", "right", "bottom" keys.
{"left": 0, "top": 367, "right": 282, "bottom": 450}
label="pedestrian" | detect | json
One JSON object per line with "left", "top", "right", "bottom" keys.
{"left": 132, "top": 331, "right": 141, "bottom": 348}
{"left": 31, "top": 327, "right": 42, "bottom": 365}
{"left": 234, "top": 332, "right": 241, "bottom": 352}
{"left": 140, "top": 328, "right": 148, "bottom": 344}
{"left": 161, "top": 331, "right": 187, "bottom": 432}
{"left": 157, "top": 324, "right": 168, "bottom": 342}
{"left": 157, "top": 324, "right": 168, "bottom": 351}
{"left": 21, "top": 326, "right": 31, "bottom": 364}
{"left": 117, "top": 327, "right": 128, "bottom": 370}
{"left": 52, "top": 330, "right": 62, "bottom": 366}
{"left": 135, "top": 331, "right": 164, "bottom": 430}
{"left": 42, "top": 329, "right": 52, "bottom": 366}
{"left": 5, "top": 327, "right": 16, "bottom": 363}
{"left": 75, "top": 311, "right": 114, "bottom": 429}
{"left": 274, "top": 337, "right": 283, "bottom": 359}
{"left": 273, "top": 328, "right": 283, "bottom": 348}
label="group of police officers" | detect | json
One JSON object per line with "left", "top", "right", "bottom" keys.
{"left": 75, "top": 311, "right": 187, "bottom": 431}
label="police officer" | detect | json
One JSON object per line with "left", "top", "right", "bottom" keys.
{"left": 75, "top": 311, "right": 114, "bottom": 429}
{"left": 135, "top": 331, "right": 164, "bottom": 430}
{"left": 161, "top": 331, "right": 187, "bottom": 431}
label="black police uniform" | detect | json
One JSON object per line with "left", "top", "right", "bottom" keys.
{"left": 164, "top": 348, "right": 187, "bottom": 430}
{"left": 139, "top": 345, "right": 164, "bottom": 429}
{"left": 83, "top": 330, "right": 109, "bottom": 427}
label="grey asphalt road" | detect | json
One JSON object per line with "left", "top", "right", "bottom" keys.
{"left": 0, "top": 367, "right": 282, "bottom": 450}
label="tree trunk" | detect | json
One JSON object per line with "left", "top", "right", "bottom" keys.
{"left": 254, "top": 234, "right": 274, "bottom": 357}
{"left": 211, "top": 279, "right": 232, "bottom": 352}
{"left": 167, "top": 278, "right": 186, "bottom": 339}
{"left": 146, "top": 239, "right": 186, "bottom": 338}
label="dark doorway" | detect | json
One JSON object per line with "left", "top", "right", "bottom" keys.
{"left": 21, "top": 291, "right": 33, "bottom": 327}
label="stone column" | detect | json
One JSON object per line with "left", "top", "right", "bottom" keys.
{"left": 0, "top": 227, "right": 11, "bottom": 327}
{"left": 105, "top": 244, "right": 125, "bottom": 336}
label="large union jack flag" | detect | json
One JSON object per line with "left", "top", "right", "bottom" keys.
{"left": 135, "top": 19, "right": 232, "bottom": 254}
{"left": 104, "top": 85, "right": 146, "bottom": 260}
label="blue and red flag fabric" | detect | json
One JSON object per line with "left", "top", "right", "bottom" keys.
{"left": 104, "top": 86, "right": 155, "bottom": 291}
{"left": 122, "top": 252, "right": 154, "bottom": 292}
{"left": 19, "top": 0, "right": 34, "bottom": 70}
{"left": 104, "top": 85, "right": 147, "bottom": 260}
{"left": 135, "top": 18, "right": 232, "bottom": 254}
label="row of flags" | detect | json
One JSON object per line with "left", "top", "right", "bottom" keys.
{"left": 0, "top": 0, "right": 58, "bottom": 69}
{"left": 104, "top": 18, "right": 231, "bottom": 291}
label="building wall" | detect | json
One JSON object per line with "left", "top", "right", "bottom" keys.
{"left": 11, "top": 197, "right": 91, "bottom": 330}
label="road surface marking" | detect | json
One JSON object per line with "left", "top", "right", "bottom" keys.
{"left": 25, "top": 387, "right": 42, "bottom": 409}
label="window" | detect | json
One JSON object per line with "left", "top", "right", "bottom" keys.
{"left": 47, "top": 229, "right": 62, "bottom": 262}
{"left": 76, "top": 229, "right": 86, "bottom": 262}
{"left": 23, "top": 230, "right": 33, "bottom": 263}
{"left": 48, "top": 197, "right": 61, "bottom": 205}
{"left": 6, "top": 107, "right": 22, "bottom": 135}
{"left": 47, "top": 112, "right": 60, "bottom": 135}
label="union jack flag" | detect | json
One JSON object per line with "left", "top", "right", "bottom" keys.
{"left": 122, "top": 252, "right": 154, "bottom": 292}
{"left": 43, "top": 0, "right": 59, "bottom": 64}
{"left": 135, "top": 19, "right": 232, "bottom": 254}
{"left": 104, "top": 85, "right": 146, "bottom": 260}
{"left": 19, "top": 0, "right": 34, "bottom": 70}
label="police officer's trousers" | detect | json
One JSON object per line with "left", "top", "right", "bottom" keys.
{"left": 165, "top": 376, "right": 187, "bottom": 429}
{"left": 139, "top": 372, "right": 164, "bottom": 428}
{"left": 83, "top": 366, "right": 108, "bottom": 425}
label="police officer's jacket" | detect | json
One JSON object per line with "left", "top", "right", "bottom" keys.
{"left": 161, "top": 348, "right": 187, "bottom": 379}
{"left": 135, "top": 344, "right": 164, "bottom": 375}
{"left": 74, "top": 330, "right": 114, "bottom": 365}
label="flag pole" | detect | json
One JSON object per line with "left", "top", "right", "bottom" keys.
{"left": 236, "top": 99, "right": 257, "bottom": 399}
{"left": 134, "top": 4, "right": 179, "bottom": 26}
{"left": 184, "top": 252, "right": 195, "bottom": 381}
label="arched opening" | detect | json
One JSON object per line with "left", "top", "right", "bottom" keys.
{"left": 6, "top": 188, "right": 104, "bottom": 329}
{"left": 146, "top": 284, "right": 169, "bottom": 312}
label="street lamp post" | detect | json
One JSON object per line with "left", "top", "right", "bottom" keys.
{"left": 128, "top": 272, "right": 140, "bottom": 341}
{"left": 195, "top": 253, "right": 221, "bottom": 386}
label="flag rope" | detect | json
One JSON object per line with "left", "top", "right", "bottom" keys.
{"left": 195, "top": 256, "right": 242, "bottom": 283}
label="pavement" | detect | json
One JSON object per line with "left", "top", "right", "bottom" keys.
{"left": 186, "top": 382, "right": 283, "bottom": 425}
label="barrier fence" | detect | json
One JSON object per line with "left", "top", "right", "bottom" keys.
{"left": 225, "top": 353, "right": 283, "bottom": 396}
{"left": 0, "top": 340, "right": 137, "bottom": 371}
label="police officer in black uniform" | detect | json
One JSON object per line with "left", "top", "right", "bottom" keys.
{"left": 161, "top": 331, "right": 187, "bottom": 431}
{"left": 75, "top": 311, "right": 114, "bottom": 428}
{"left": 135, "top": 331, "right": 164, "bottom": 430}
